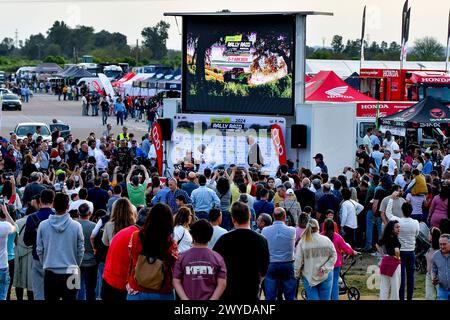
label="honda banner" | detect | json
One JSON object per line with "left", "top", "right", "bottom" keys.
{"left": 356, "top": 101, "right": 415, "bottom": 118}
{"left": 172, "top": 114, "right": 286, "bottom": 175}
{"left": 151, "top": 122, "right": 164, "bottom": 176}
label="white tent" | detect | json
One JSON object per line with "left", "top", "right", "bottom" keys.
{"left": 120, "top": 73, "right": 155, "bottom": 96}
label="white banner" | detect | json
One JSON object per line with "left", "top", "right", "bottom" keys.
{"left": 379, "top": 125, "right": 406, "bottom": 137}
{"left": 172, "top": 114, "right": 286, "bottom": 175}
{"left": 98, "top": 73, "right": 116, "bottom": 98}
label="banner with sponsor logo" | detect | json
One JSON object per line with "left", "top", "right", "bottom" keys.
{"left": 151, "top": 122, "right": 164, "bottom": 176}
{"left": 356, "top": 101, "right": 415, "bottom": 118}
{"left": 98, "top": 73, "right": 116, "bottom": 98}
{"left": 172, "top": 114, "right": 286, "bottom": 175}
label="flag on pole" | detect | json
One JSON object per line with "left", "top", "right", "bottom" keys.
{"left": 400, "top": 0, "right": 409, "bottom": 67}
{"left": 360, "top": 5, "right": 366, "bottom": 63}
{"left": 446, "top": 9, "right": 450, "bottom": 72}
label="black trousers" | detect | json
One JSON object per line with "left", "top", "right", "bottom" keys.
{"left": 100, "top": 279, "right": 127, "bottom": 301}
{"left": 343, "top": 226, "right": 356, "bottom": 248}
{"left": 44, "top": 270, "right": 77, "bottom": 301}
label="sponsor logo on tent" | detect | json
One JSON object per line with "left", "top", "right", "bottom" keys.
{"left": 421, "top": 77, "right": 450, "bottom": 84}
{"left": 430, "top": 108, "right": 446, "bottom": 119}
{"left": 383, "top": 70, "right": 399, "bottom": 78}
{"left": 324, "top": 86, "right": 354, "bottom": 99}
{"left": 399, "top": 107, "right": 416, "bottom": 119}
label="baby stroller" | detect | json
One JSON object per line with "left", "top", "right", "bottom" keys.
{"left": 415, "top": 222, "right": 431, "bottom": 274}
{"left": 300, "top": 254, "right": 361, "bottom": 300}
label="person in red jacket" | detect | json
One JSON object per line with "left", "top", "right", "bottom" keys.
{"left": 101, "top": 208, "right": 148, "bottom": 301}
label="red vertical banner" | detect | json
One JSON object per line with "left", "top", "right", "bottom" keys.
{"left": 151, "top": 122, "right": 164, "bottom": 176}
{"left": 271, "top": 124, "right": 287, "bottom": 165}
{"left": 92, "top": 80, "right": 103, "bottom": 94}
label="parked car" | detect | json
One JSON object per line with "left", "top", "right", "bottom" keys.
{"left": 0, "top": 88, "right": 12, "bottom": 95}
{"left": 49, "top": 120, "right": 71, "bottom": 139}
{"left": 14, "top": 122, "right": 52, "bottom": 141}
{"left": 1, "top": 93, "right": 22, "bottom": 111}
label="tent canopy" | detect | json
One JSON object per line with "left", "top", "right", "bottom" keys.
{"left": 35, "top": 63, "right": 62, "bottom": 74}
{"left": 379, "top": 96, "right": 450, "bottom": 129}
{"left": 305, "top": 70, "right": 375, "bottom": 102}
{"left": 112, "top": 72, "right": 136, "bottom": 87}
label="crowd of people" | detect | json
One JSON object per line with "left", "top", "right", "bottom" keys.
{"left": 0, "top": 122, "right": 449, "bottom": 302}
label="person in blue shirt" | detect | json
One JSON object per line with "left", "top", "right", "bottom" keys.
{"left": 114, "top": 98, "right": 126, "bottom": 126}
{"left": 253, "top": 188, "right": 274, "bottom": 217}
{"left": 165, "top": 179, "right": 192, "bottom": 214}
{"left": 369, "top": 144, "right": 384, "bottom": 175}
{"left": 191, "top": 175, "right": 220, "bottom": 220}
{"left": 261, "top": 207, "right": 296, "bottom": 300}
{"left": 141, "top": 133, "right": 152, "bottom": 157}
{"left": 422, "top": 153, "right": 433, "bottom": 175}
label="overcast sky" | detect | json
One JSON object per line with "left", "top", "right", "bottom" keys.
{"left": 0, "top": 0, "right": 449, "bottom": 50}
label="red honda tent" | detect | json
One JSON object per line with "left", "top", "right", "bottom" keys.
{"left": 305, "top": 74, "right": 313, "bottom": 82}
{"left": 112, "top": 72, "right": 136, "bottom": 88}
{"left": 306, "top": 71, "right": 375, "bottom": 102}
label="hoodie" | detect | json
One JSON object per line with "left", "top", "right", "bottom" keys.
{"left": 36, "top": 213, "right": 85, "bottom": 274}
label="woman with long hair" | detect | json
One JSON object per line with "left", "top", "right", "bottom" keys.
{"left": 127, "top": 203, "right": 178, "bottom": 300}
{"left": 376, "top": 220, "right": 401, "bottom": 300}
{"left": 21, "top": 154, "right": 37, "bottom": 179}
{"left": 428, "top": 185, "right": 449, "bottom": 228}
{"left": 173, "top": 207, "right": 193, "bottom": 254}
{"left": 102, "top": 198, "right": 136, "bottom": 246}
{"left": 294, "top": 218, "right": 337, "bottom": 300}
{"left": 215, "top": 177, "right": 232, "bottom": 230}
{"left": 321, "top": 218, "right": 357, "bottom": 300}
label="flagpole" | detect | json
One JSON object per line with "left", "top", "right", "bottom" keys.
{"left": 360, "top": 5, "right": 366, "bottom": 73}
{"left": 446, "top": 9, "right": 450, "bottom": 72}
{"left": 400, "top": 0, "right": 409, "bottom": 70}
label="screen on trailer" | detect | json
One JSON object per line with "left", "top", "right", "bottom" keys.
{"left": 183, "top": 15, "right": 295, "bottom": 115}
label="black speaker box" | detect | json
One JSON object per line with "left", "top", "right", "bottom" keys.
{"left": 291, "top": 124, "right": 307, "bottom": 148}
{"left": 157, "top": 118, "right": 172, "bottom": 141}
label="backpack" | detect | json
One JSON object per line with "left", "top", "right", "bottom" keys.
{"left": 130, "top": 232, "right": 167, "bottom": 290}
{"left": 94, "top": 215, "right": 110, "bottom": 263}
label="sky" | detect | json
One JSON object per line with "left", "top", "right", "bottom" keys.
{"left": 0, "top": 0, "right": 449, "bottom": 50}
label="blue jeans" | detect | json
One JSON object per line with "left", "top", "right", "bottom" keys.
{"left": 95, "top": 262, "right": 105, "bottom": 299}
{"left": 92, "top": 104, "right": 98, "bottom": 116}
{"left": 303, "top": 272, "right": 333, "bottom": 300}
{"left": 264, "top": 262, "right": 297, "bottom": 300}
{"left": 400, "top": 251, "right": 415, "bottom": 300}
{"left": 77, "top": 265, "right": 98, "bottom": 301}
{"left": 116, "top": 111, "right": 124, "bottom": 126}
{"left": 127, "top": 291, "right": 175, "bottom": 300}
{"left": 437, "top": 287, "right": 450, "bottom": 300}
{"left": 331, "top": 266, "right": 341, "bottom": 300}
{"left": 220, "top": 211, "right": 232, "bottom": 231}
{"left": 147, "top": 120, "right": 154, "bottom": 132}
{"left": 366, "top": 210, "right": 382, "bottom": 248}
{"left": 196, "top": 211, "right": 209, "bottom": 220}
{"left": 0, "top": 267, "right": 10, "bottom": 300}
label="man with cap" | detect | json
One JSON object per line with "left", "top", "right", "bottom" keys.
{"left": 128, "top": 139, "right": 145, "bottom": 164}
{"left": 77, "top": 203, "right": 97, "bottom": 301}
{"left": 313, "top": 153, "right": 328, "bottom": 174}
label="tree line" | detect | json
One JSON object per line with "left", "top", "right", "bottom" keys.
{"left": 0, "top": 20, "right": 180, "bottom": 71}
{"left": 307, "top": 34, "right": 447, "bottom": 61}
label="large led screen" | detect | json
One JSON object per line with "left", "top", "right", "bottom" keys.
{"left": 183, "top": 15, "right": 295, "bottom": 115}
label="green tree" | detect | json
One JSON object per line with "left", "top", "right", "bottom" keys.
{"left": 331, "top": 35, "right": 344, "bottom": 54}
{"left": 21, "top": 33, "right": 46, "bottom": 59}
{"left": 141, "top": 21, "right": 170, "bottom": 60}
{"left": 411, "top": 37, "right": 445, "bottom": 61}
{"left": 0, "top": 37, "right": 15, "bottom": 55}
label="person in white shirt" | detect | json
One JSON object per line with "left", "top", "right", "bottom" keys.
{"left": 441, "top": 152, "right": 450, "bottom": 172}
{"left": 208, "top": 209, "right": 227, "bottom": 249}
{"left": 390, "top": 136, "right": 402, "bottom": 170}
{"left": 363, "top": 128, "right": 373, "bottom": 154}
{"left": 0, "top": 203, "right": 17, "bottom": 301}
{"left": 94, "top": 144, "right": 109, "bottom": 172}
{"left": 68, "top": 188, "right": 94, "bottom": 213}
{"left": 383, "top": 201, "right": 419, "bottom": 300}
{"left": 173, "top": 207, "right": 193, "bottom": 253}
{"left": 382, "top": 150, "right": 398, "bottom": 176}
{"left": 382, "top": 131, "right": 395, "bottom": 152}
{"left": 340, "top": 188, "right": 364, "bottom": 248}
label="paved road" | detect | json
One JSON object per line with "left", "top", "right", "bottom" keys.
{"left": 0, "top": 93, "right": 148, "bottom": 139}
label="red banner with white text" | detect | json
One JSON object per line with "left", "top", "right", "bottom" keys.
{"left": 271, "top": 124, "right": 287, "bottom": 165}
{"left": 151, "top": 122, "right": 164, "bottom": 176}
